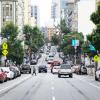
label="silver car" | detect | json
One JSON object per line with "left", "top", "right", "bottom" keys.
{"left": 58, "top": 64, "right": 73, "bottom": 78}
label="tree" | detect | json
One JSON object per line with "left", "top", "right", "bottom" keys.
{"left": 23, "top": 25, "right": 44, "bottom": 59}
{"left": 60, "top": 19, "right": 70, "bottom": 34}
{"left": 51, "top": 34, "right": 60, "bottom": 45}
{"left": 89, "top": 2, "right": 100, "bottom": 52}
{"left": 1, "top": 22, "right": 24, "bottom": 65}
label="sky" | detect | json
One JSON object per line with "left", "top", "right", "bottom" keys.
{"left": 31, "top": 0, "right": 52, "bottom": 27}
{"left": 78, "top": 0, "right": 96, "bottom": 35}
{"left": 31, "top": 0, "right": 96, "bottom": 35}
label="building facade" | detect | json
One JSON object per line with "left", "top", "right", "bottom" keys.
{"left": 0, "top": 0, "right": 17, "bottom": 32}
{"left": 47, "top": 27, "right": 56, "bottom": 41}
{"left": 64, "top": 0, "right": 78, "bottom": 32}
{"left": 51, "top": 0, "right": 60, "bottom": 26}
{"left": 32, "top": 5, "right": 40, "bottom": 27}
{"left": 23, "top": 0, "right": 31, "bottom": 25}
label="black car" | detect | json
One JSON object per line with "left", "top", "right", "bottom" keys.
{"left": 38, "top": 65, "right": 47, "bottom": 73}
{"left": 30, "top": 59, "right": 38, "bottom": 65}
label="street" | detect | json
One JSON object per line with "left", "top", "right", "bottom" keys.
{"left": 0, "top": 50, "right": 100, "bottom": 100}
{"left": 1, "top": 73, "right": 100, "bottom": 100}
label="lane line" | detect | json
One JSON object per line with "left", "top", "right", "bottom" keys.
{"left": 51, "top": 87, "right": 54, "bottom": 90}
{"left": 52, "top": 96, "right": 55, "bottom": 100}
{"left": 75, "top": 76, "right": 100, "bottom": 90}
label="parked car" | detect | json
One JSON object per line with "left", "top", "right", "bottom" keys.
{"left": 0, "top": 67, "right": 15, "bottom": 80}
{"left": 10, "top": 67, "right": 18, "bottom": 78}
{"left": 72, "top": 65, "right": 81, "bottom": 74}
{"left": 95, "top": 68, "right": 100, "bottom": 81}
{"left": 58, "top": 64, "right": 73, "bottom": 78}
{"left": 11, "top": 67, "right": 21, "bottom": 77}
{"left": 80, "top": 66, "right": 87, "bottom": 74}
{"left": 0, "top": 68, "right": 7, "bottom": 83}
{"left": 20, "top": 64, "right": 31, "bottom": 74}
{"left": 38, "top": 65, "right": 47, "bottom": 73}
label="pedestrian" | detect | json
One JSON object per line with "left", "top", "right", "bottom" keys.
{"left": 33, "top": 66, "right": 36, "bottom": 76}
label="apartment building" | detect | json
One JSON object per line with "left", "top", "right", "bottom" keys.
{"left": 0, "top": 0, "right": 17, "bottom": 32}
{"left": 64, "top": 0, "right": 78, "bottom": 31}
{"left": 23, "top": 0, "right": 31, "bottom": 25}
{"left": 47, "top": 27, "right": 56, "bottom": 41}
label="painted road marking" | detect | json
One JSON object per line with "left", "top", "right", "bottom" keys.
{"left": 75, "top": 76, "right": 100, "bottom": 90}
{"left": 52, "top": 96, "right": 55, "bottom": 100}
{"left": 51, "top": 87, "right": 54, "bottom": 90}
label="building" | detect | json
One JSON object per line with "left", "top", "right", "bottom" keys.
{"left": 64, "top": 0, "right": 78, "bottom": 31}
{"left": 96, "top": 0, "right": 100, "bottom": 9}
{"left": 47, "top": 27, "right": 56, "bottom": 41}
{"left": 30, "top": 6, "right": 37, "bottom": 27}
{"left": 0, "top": 0, "right": 17, "bottom": 32}
{"left": 32, "top": 5, "right": 40, "bottom": 27}
{"left": 23, "top": 0, "right": 31, "bottom": 25}
{"left": 17, "top": 0, "right": 24, "bottom": 34}
{"left": 51, "top": 0, "right": 60, "bottom": 26}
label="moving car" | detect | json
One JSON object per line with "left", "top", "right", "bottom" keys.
{"left": 0, "top": 68, "right": 7, "bottom": 83}
{"left": 0, "top": 67, "right": 15, "bottom": 80}
{"left": 51, "top": 61, "right": 61, "bottom": 74}
{"left": 95, "top": 68, "right": 100, "bottom": 81}
{"left": 58, "top": 64, "right": 73, "bottom": 78}
{"left": 38, "top": 65, "right": 47, "bottom": 73}
{"left": 52, "top": 65, "right": 61, "bottom": 74}
{"left": 48, "top": 58, "right": 54, "bottom": 64}
{"left": 30, "top": 59, "right": 38, "bottom": 65}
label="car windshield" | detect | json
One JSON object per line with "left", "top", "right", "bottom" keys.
{"left": 61, "top": 64, "right": 71, "bottom": 69}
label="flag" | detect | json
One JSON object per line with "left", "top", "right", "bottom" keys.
{"left": 89, "top": 44, "right": 96, "bottom": 51}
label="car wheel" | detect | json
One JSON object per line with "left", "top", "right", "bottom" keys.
{"left": 39, "top": 71, "right": 41, "bottom": 73}
{"left": 95, "top": 75, "right": 98, "bottom": 81}
{"left": 58, "top": 74, "right": 61, "bottom": 78}
{"left": 69, "top": 74, "right": 73, "bottom": 78}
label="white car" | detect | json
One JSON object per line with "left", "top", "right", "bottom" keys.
{"left": 0, "top": 67, "right": 15, "bottom": 80}
{"left": 95, "top": 69, "right": 100, "bottom": 81}
{"left": 58, "top": 64, "right": 73, "bottom": 78}
{"left": 52, "top": 65, "right": 60, "bottom": 74}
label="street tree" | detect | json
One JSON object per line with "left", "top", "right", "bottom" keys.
{"left": 23, "top": 25, "right": 44, "bottom": 59}
{"left": 1, "top": 22, "right": 24, "bottom": 65}
{"left": 89, "top": 2, "right": 100, "bottom": 52}
{"left": 60, "top": 19, "right": 70, "bottom": 34}
{"left": 51, "top": 34, "right": 60, "bottom": 45}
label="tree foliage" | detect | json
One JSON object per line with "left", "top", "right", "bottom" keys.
{"left": 60, "top": 19, "right": 70, "bottom": 34}
{"left": 60, "top": 31, "right": 84, "bottom": 55}
{"left": 51, "top": 34, "right": 60, "bottom": 45}
{"left": 1, "top": 22, "right": 24, "bottom": 65}
{"left": 23, "top": 25, "right": 44, "bottom": 55}
{"left": 89, "top": 2, "right": 100, "bottom": 52}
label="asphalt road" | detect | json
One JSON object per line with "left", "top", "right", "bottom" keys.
{"left": 1, "top": 73, "right": 100, "bottom": 100}
{"left": 0, "top": 46, "right": 100, "bottom": 100}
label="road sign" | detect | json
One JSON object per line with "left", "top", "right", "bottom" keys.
{"left": 89, "top": 44, "right": 96, "bottom": 51}
{"left": 2, "top": 42, "right": 8, "bottom": 49}
{"left": 72, "top": 39, "right": 79, "bottom": 46}
{"left": 93, "top": 55, "right": 99, "bottom": 62}
{"left": 2, "top": 50, "right": 8, "bottom": 56}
